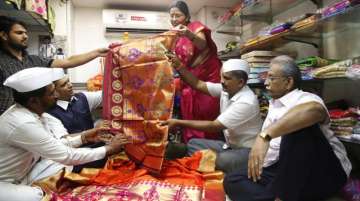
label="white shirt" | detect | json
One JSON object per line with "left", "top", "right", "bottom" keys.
{"left": 262, "top": 89, "right": 352, "bottom": 176}
{"left": 0, "top": 104, "right": 106, "bottom": 184}
{"left": 207, "top": 83, "right": 262, "bottom": 148}
{"left": 56, "top": 91, "right": 102, "bottom": 111}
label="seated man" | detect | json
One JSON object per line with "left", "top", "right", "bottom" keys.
{"left": 163, "top": 58, "right": 262, "bottom": 173}
{"left": 0, "top": 67, "right": 129, "bottom": 201}
{"left": 47, "top": 73, "right": 102, "bottom": 134}
{"left": 224, "top": 55, "right": 351, "bottom": 201}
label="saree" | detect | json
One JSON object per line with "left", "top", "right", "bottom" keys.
{"left": 35, "top": 150, "right": 225, "bottom": 201}
{"left": 102, "top": 32, "right": 178, "bottom": 173}
{"left": 175, "top": 21, "right": 221, "bottom": 142}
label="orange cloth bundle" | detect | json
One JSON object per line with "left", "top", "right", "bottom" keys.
{"left": 34, "top": 151, "right": 225, "bottom": 201}
{"left": 102, "top": 31, "right": 178, "bottom": 173}
{"left": 86, "top": 74, "right": 103, "bottom": 91}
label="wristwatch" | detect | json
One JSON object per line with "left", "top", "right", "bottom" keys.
{"left": 259, "top": 131, "right": 272, "bottom": 142}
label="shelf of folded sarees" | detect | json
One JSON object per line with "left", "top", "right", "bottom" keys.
{"left": 240, "top": 4, "right": 360, "bottom": 54}
{"left": 102, "top": 32, "right": 178, "bottom": 174}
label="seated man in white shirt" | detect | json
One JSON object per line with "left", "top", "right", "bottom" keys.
{"left": 47, "top": 74, "right": 102, "bottom": 134}
{"left": 224, "top": 55, "right": 351, "bottom": 201}
{"left": 162, "top": 58, "right": 262, "bottom": 173}
{"left": 0, "top": 67, "right": 129, "bottom": 201}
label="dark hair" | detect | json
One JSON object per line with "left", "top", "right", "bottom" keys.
{"left": 13, "top": 87, "right": 47, "bottom": 106}
{"left": 0, "top": 16, "right": 27, "bottom": 34}
{"left": 270, "top": 55, "right": 302, "bottom": 89}
{"left": 230, "top": 70, "right": 248, "bottom": 83}
{"left": 169, "top": 1, "right": 191, "bottom": 22}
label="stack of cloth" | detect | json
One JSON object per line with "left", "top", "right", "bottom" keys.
{"left": 329, "top": 108, "right": 360, "bottom": 139}
{"left": 295, "top": 56, "right": 337, "bottom": 80}
{"left": 311, "top": 59, "right": 352, "bottom": 79}
{"left": 321, "top": 0, "right": 360, "bottom": 19}
{"left": 253, "top": 88, "right": 270, "bottom": 119}
{"left": 241, "top": 50, "right": 281, "bottom": 84}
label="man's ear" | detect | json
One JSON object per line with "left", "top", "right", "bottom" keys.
{"left": 0, "top": 31, "right": 8, "bottom": 41}
{"left": 286, "top": 77, "right": 295, "bottom": 91}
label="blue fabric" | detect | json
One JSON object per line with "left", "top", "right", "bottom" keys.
{"left": 48, "top": 93, "right": 94, "bottom": 134}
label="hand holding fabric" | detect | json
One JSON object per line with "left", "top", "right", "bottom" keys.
{"left": 166, "top": 53, "right": 184, "bottom": 70}
{"left": 83, "top": 127, "right": 111, "bottom": 144}
{"left": 248, "top": 135, "right": 270, "bottom": 182}
{"left": 159, "top": 119, "right": 179, "bottom": 131}
{"left": 173, "top": 24, "right": 193, "bottom": 38}
{"left": 95, "top": 47, "right": 110, "bottom": 57}
{"left": 105, "top": 133, "right": 131, "bottom": 156}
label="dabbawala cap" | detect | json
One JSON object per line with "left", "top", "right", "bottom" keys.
{"left": 4, "top": 67, "right": 65, "bottom": 92}
{"left": 222, "top": 59, "right": 250, "bottom": 75}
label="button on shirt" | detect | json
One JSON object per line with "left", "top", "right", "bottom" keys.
{"left": 0, "top": 49, "right": 53, "bottom": 115}
{"left": 0, "top": 104, "right": 106, "bottom": 183}
{"left": 262, "top": 89, "right": 352, "bottom": 176}
{"left": 206, "top": 83, "right": 262, "bottom": 148}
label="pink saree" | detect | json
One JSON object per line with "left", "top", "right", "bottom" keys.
{"left": 175, "top": 21, "right": 221, "bottom": 142}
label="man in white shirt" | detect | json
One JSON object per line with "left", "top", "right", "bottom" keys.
{"left": 47, "top": 74, "right": 102, "bottom": 134}
{"left": 224, "top": 55, "right": 351, "bottom": 201}
{"left": 163, "top": 58, "right": 262, "bottom": 173}
{"left": 0, "top": 67, "right": 129, "bottom": 201}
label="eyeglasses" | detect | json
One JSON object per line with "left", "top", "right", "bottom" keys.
{"left": 265, "top": 76, "right": 288, "bottom": 82}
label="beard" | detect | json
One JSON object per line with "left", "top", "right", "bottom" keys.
{"left": 8, "top": 39, "right": 27, "bottom": 51}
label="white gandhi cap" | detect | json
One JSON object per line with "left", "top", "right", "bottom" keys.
{"left": 222, "top": 59, "right": 250, "bottom": 75}
{"left": 4, "top": 67, "right": 65, "bottom": 92}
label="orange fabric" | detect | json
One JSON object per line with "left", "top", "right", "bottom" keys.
{"left": 35, "top": 151, "right": 225, "bottom": 201}
{"left": 102, "top": 32, "right": 178, "bottom": 173}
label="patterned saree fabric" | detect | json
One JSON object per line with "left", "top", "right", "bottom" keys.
{"left": 35, "top": 151, "right": 225, "bottom": 201}
{"left": 102, "top": 31, "right": 178, "bottom": 173}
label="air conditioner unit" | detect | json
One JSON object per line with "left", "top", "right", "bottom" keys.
{"left": 103, "top": 9, "right": 171, "bottom": 34}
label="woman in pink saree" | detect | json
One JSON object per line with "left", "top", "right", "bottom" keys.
{"left": 170, "top": 1, "right": 221, "bottom": 142}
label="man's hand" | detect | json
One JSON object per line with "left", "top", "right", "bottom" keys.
{"left": 159, "top": 119, "right": 179, "bottom": 131}
{"left": 248, "top": 135, "right": 270, "bottom": 182}
{"left": 82, "top": 127, "right": 111, "bottom": 144}
{"left": 105, "top": 133, "right": 131, "bottom": 156}
{"left": 95, "top": 47, "right": 109, "bottom": 57}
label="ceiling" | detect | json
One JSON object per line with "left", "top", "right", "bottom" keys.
{"left": 71, "top": 0, "right": 239, "bottom": 14}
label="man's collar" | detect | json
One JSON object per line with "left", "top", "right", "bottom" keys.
{"left": 270, "top": 88, "right": 300, "bottom": 107}
{"left": 56, "top": 96, "right": 78, "bottom": 110}
{"left": 224, "top": 85, "right": 251, "bottom": 102}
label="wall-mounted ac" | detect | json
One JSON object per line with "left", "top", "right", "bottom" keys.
{"left": 103, "top": 9, "right": 171, "bottom": 34}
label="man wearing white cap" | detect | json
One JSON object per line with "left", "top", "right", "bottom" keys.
{"left": 163, "top": 58, "right": 262, "bottom": 173}
{"left": 0, "top": 67, "right": 129, "bottom": 201}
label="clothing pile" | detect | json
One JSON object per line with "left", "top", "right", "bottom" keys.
{"left": 311, "top": 59, "right": 352, "bottom": 79}
{"left": 253, "top": 88, "right": 269, "bottom": 119}
{"left": 241, "top": 50, "right": 281, "bottom": 84}
{"left": 34, "top": 151, "right": 225, "bottom": 201}
{"left": 321, "top": 0, "right": 360, "bottom": 19}
{"left": 329, "top": 108, "right": 360, "bottom": 139}
{"left": 295, "top": 56, "right": 337, "bottom": 80}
